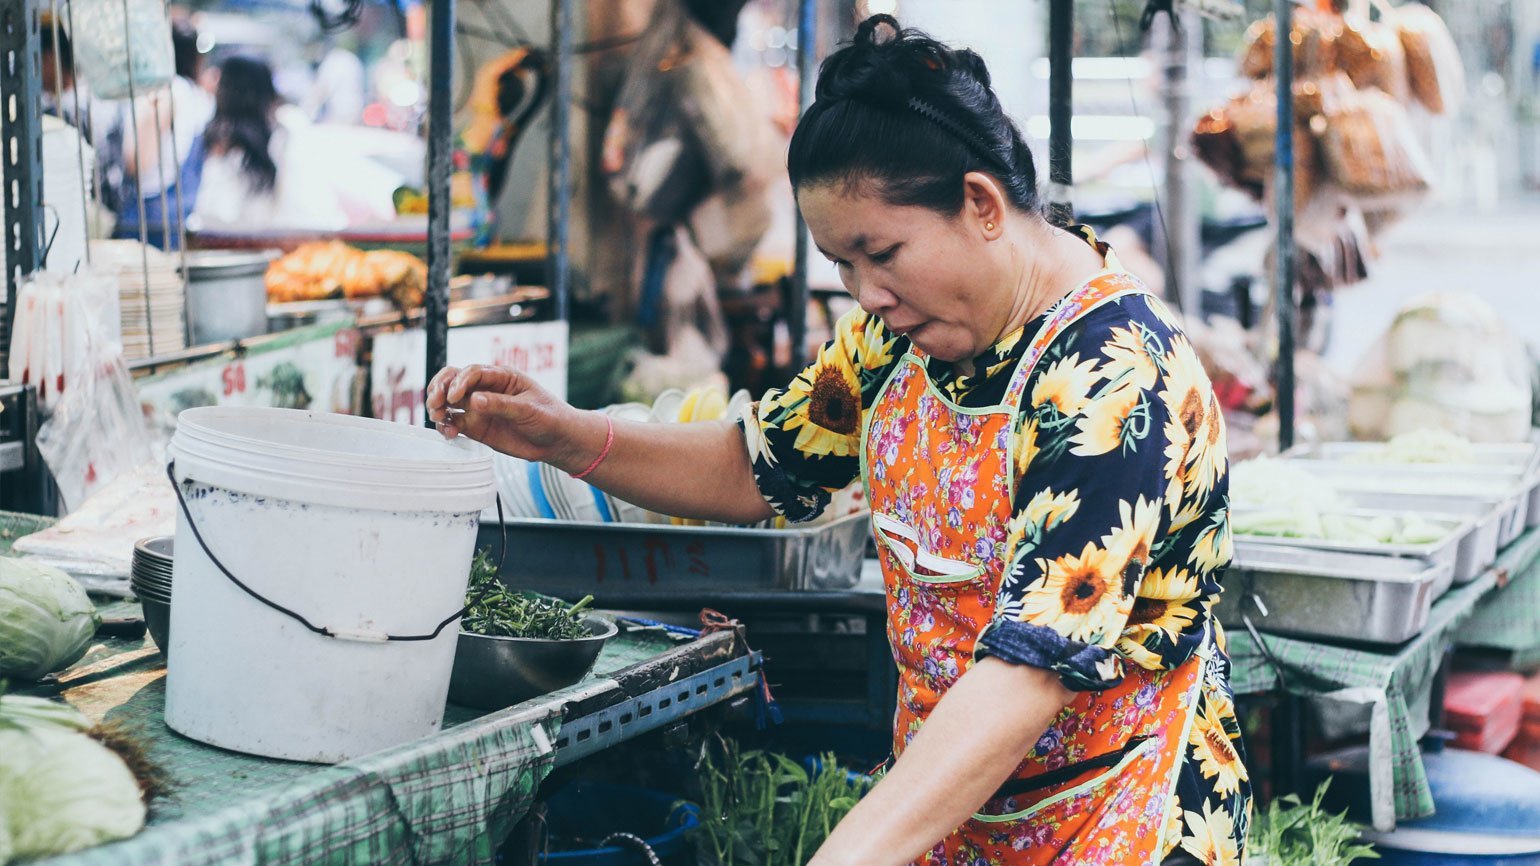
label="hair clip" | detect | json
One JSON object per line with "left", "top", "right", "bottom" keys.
{"left": 908, "top": 97, "right": 1011, "bottom": 173}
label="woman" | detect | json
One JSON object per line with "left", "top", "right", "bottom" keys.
{"left": 429, "top": 17, "right": 1249, "bottom": 866}
{"left": 190, "top": 56, "right": 284, "bottom": 229}
{"left": 190, "top": 56, "right": 348, "bottom": 231}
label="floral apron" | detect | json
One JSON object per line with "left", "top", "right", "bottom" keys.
{"left": 862, "top": 274, "right": 1215, "bottom": 866}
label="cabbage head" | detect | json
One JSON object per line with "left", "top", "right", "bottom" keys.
{"left": 0, "top": 558, "right": 99, "bottom": 680}
{"left": 0, "top": 726, "right": 146, "bottom": 860}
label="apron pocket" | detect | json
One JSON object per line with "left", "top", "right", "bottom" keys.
{"left": 874, "top": 513, "right": 986, "bottom": 584}
{"left": 972, "top": 735, "right": 1159, "bottom": 824}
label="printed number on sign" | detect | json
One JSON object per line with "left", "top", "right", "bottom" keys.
{"left": 222, "top": 363, "right": 247, "bottom": 397}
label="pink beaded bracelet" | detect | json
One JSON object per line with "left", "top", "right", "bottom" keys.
{"left": 571, "top": 414, "right": 615, "bottom": 480}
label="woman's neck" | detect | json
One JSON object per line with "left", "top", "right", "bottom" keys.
{"left": 993, "top": 223, "right": 1104, "bottom": 345}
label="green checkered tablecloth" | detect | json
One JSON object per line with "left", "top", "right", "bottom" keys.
{"left": 1458, "top": 527, "right": 1540, "bottom": 668}
{"left": 24, "top": 610, "right": 698, "bottom": 866}
{"left": 1227, "top": 527, "right": 1540, "bottom": 831}
{"left": 0, "top": 509, "right": 54, "bottom": 556}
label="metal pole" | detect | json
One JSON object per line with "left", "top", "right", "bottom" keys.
{"left": 425, "top": 0, "right": 455, "bottom": 403}
{"left": 1047, "top": 0, "right": 1074, "bottom": 226}
{"left": 546, "top": 0, "right": 573, "bottom": 323}
{"left": 789, "top": 0, "right": 815, "bottom": 367}
{"left": 0, "top": 0, "right": 45, "bottom": 379}
{"left": 1160, "top": 10, "right": 1201, "bottom": 318}
{"left": 61, "top": 0, "right": 89, "bottom": 267}
{"left": 120, "top": 0, "right": 155, "bottom": 355}
{"left": 1272, "top": 0, "right": 1296, "bottom": 452}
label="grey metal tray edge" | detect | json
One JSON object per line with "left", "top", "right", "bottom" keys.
{"left": 493, "top": 511, "right": 869, "bottom": 538}
{"left": 1230, "top": 508, "right": 1470, "bottom": 566}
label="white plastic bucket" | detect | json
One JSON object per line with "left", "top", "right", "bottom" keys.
{"left": 164, "top": 407, "right": 494, "bottom": 763}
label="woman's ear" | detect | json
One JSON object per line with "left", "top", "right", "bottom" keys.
{"left": 962, "top": 171, "right": 1007, "bottom": 239}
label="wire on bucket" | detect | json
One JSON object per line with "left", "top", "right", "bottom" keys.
{"left": 165, "top": 461, "right": 508, "bottom": 643}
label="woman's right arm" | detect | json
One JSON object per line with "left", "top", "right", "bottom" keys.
{"left": 427, "top": 365, "right": 775, "bottom": 525}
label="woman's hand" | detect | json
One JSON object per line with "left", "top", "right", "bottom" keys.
{"left": 426, "top": 365, "right": 605, "bottom": 473}
{"left": 427, "top": 364, "right": 775, "bottom": 525}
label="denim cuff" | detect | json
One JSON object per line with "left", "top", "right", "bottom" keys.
{"left": 975, "top": 619, "right": 1125, "bottom": 692}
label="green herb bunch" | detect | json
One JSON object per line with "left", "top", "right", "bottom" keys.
{"left": 690, "top": 736, "right": 870, "bottom": 866}
{"left": 1246, "top": 780, "right": 1378, "bottom": 866}
{"left": 461, "top": 549, "right": 594, "bottom": 640}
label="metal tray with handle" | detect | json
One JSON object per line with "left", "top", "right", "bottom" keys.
{"left": 1278, "top": 458, "right": 1533, "bottom": 547}
{"left": 1335, "top": 491, "right": 1513, "bottom": 584}
{"left": 476, "top": 512, "right": 870, "bottom": 598}
{"left": 1219, "top": 542, "right": 1453, "bottom": 645}
{"left": 1230, "top": 507, "right": 1470, "bottom": 579}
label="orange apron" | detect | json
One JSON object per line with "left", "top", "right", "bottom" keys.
{"left": 862, "top": 275, "right": 1213, "bottom": 865}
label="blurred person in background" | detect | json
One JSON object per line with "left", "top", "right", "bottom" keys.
{"left": 191, "top": 55, "right": 347, "bottom": 231}
{"left": 304, "top": 33, "right": 367, "bottom": 126}
{"left": 109, "top": 16, "right": 215, "bottom": 248}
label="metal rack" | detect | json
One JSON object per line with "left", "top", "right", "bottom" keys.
{"left": 0, "top": 0, "right": 47, "bottom": 381}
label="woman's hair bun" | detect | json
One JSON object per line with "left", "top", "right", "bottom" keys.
{"left": 789, "top": 15, "right": 1042, "bottom": 217}
{"left": 814, "top": 13, "right": 952, "bottom": 111}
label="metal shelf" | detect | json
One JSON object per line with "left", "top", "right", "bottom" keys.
{"left": 553, "top": 651, "right": 760, "bottom": 766}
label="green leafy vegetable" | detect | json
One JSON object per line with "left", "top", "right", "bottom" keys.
{"left": 461, "top": 549, "right": 594, "bottom": 640}
{"left": 0, "top": 558, "right": 99, "bottom": 680}
{"left": 691, "top": 736, "right": 870, "bottom": 866}
{"left": 0, "top": 685, "right": 146, "bottom": 862}
{"left": 1246, "top": 780, "right": 1377, "bottom": 866}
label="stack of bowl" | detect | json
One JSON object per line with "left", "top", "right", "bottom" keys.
{"left": 131, "top": 537, "right": 174, "bottom": 653}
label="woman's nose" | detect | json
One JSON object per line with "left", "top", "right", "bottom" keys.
{"left": 856, "top": 279, "right": 898, "bottom": 316}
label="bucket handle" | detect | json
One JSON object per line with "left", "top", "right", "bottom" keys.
{"left": 166, "top": 461, "right": 507, "bottom": 644}
{"left": 597, "top": 833, "right": 661, "bottom": 866}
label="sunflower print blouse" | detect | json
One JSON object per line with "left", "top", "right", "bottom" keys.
{"left": 739, "top": 233, "right": 1250, "bottom": 863}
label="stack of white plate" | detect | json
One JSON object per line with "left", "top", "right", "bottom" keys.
{"left": 91, "top": 239, "right": 186, "bottom": 360}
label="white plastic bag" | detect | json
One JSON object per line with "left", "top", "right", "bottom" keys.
{"left": 13, "top": 269, "right": 156, "bottom": 511}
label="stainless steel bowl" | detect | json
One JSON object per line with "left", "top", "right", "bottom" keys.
{"left": 448, "top": 614, "right": 618, "bottom": 711}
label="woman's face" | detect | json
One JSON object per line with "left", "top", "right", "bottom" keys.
{"left": 798, "top": 181, "right": 1007, "bottom": 364}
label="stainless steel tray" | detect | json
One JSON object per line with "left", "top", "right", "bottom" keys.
{"left": 1220, "top": 543, "right": 1452, "bottom": 644}
{"left": 1283, "top": 457, "right": 1530, "bottom": 494}
{"left": 1334, "top": 491, "right": 1510, "bottom": 584}
{"left": 1283, "top": 457, "right": 1532, "bottom": 548}
{"left": 1230, "top": 507, "right": 1468, "bottom": 577}
{"left": 476, "top": 512, "right": 869, "bottom": 597}
{"left": 1289, "top": 441, "right": 1540, "bottom": 473}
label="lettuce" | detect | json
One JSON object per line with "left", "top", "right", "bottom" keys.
{"left": 0, "top": 558, "right": 99, "bottom": 680}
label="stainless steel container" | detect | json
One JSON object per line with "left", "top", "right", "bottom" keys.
{"left": 476, "top": 512, "right": 869, "bottom": 597}
{"left": 448, "top": 614, "right": 618, "bottom": 710}
{"left": 1231, "top": 508, "right": 1468, "bottom": 577}
{"left": 1332, "top": 492, "right": 1508, "bottom": 584}
{"left": 1220, "top": 543, "right": 1452, "bottom": 644}
{"left": 1292, "top": 441, "right": 1540, "bottom": 472}
{"left": 184, "top": 250, "right": 278, "bottom": 344}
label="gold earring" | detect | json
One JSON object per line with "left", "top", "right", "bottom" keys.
{"left": 985, "top": 221, "right": 995, "bottom": 232}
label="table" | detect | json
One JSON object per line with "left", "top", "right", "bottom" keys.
{"left": 21, "top": 603, "right": 758, "bottom": 866}
{"left": 1227, "top": 528, "right": 1540, "bottom": 830}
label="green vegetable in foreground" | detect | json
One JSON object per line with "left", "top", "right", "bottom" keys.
{"left": 0, "top": 686, "right": 148, "bottom": 864}
{"left": 1246, "top": 780, "right": 1377, "bottom": 866}
{"left": 690, "top": 736, "right": 870, "bottom": 866}
{"left": 462, "top": 548, "right": 594, "bottom": 639}
{"left": 0, "top": 558, "right": 99, "bottom": 680}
